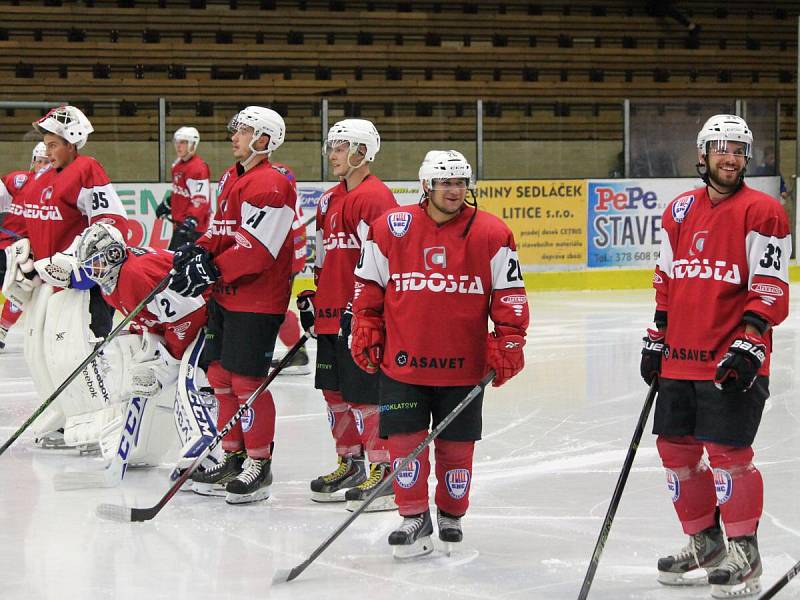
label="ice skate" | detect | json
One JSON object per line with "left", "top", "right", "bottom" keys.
{"left": 437, "top": 509, "right": 463, "bottom": 555}
{"left": 191, "top": 450, "right": 245, "bottom": 497}
{"left": 708, "top": 534, "right": 762, "bottom": 598}
{"left": 657, "top": 525, "right": 726, "bottom": 586}
{"left": 34, "top": 428, "right": 71, "bottom": 450}
{"left": 345, "top": 462, "right": 397, "bottom": 512}
{"left": 0, "top": 325, "right": 8, "bottom": 351}
{"left": 225, "top": 456, "right": 273, "bottom": 505}
{"left": 388, "top": 510, "right": 434, "bottom": 559}
{"left": 310, "top": 454, "right": 366, "bottom": 502}
{"left": 272, "top": 347, "right": 311, "bottom": 376}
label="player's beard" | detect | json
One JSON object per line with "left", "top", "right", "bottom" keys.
{"left": 707, "top": 161, "right": 745, "bottom": 193}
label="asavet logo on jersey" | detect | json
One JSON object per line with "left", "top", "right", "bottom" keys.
{"left": 389, "top": 272, "right": 484, "bottom": 294}
{"left": 671, "top": 258, "right": 741, "bottom": 284}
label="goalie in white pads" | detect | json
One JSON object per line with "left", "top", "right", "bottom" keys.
{"left": 53, "top": 223, "right": 219, "bottom": 488}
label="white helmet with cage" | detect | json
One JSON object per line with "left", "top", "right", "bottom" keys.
{"left": 30, "top": 141, "right": 48, "bottom": 170}
{"left": 229, "top": 106, "right": 285, "bottom": 166}
{"left": 173, "top": 126, "right": 200, "bottom": 154}
{"left": 418, "top": 150, "right": 475, "bottom": 190}
{"left": 32, "top": 105, "right": 94, "bottom": 150}
{"left": 76, "top": 222, "right": 127, "bottom": 294}
{"left": 696, "top": 114, "right": 753, "bottom": 159}
{"left": 323, "top": 119, "right": 381, "bottom": 167}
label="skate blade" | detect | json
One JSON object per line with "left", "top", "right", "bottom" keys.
{"left": 441, "top": 540, "right": 461, "bottom": 557}
{"left": 658, "top": 569, "right": 711, "bottom": 586}
{"left": 225, "top": 485, "right": 271, "bottom": 505}
{"left": 311, "top": 489, "right": 349, "bottom": 503}
{"left": 392, "top": 536, "right": 434, "bottom": 560}
{"left": 96, "top": 503, "right": 133, "bottom": 522}
{"left": 710, "top": 579, "right": 761, "bottom": 599}
{"left": 192, "top": 483, "right": 228, "bottom": 497}
{"left": 53, "top": 470, "right": 119, "bottom": 491}
{"left": 345, "top": 495, "right": 398, "bottom": 513}
{"left": 276, "top": 365, "right": 311, "bottom": 376}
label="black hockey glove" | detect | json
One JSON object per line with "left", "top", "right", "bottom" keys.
{"left": 714, "top": 333, "right": 767, "bottom": 393}
{"left": 176, "top": 216, "right": 199, "bottom": 237}
{"left": 169, "top": 250, "right": 219, "bottom": 298}
{"left": 339, "top": 302, "right": 353, "bottom": 344}
{"left": 155, "top": 193, "right": 172, "bottom": 220}
{"left": 296, "top": 290, "right": 316, "bottom": 338}
{"left": 172, "top": 242, "right": 205, "bottom": 270}
{"left": 640, "top": 328, "right": 665, "bottom": 385}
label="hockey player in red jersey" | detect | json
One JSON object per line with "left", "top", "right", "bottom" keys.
{"left": 169, "top": 106, "right": 297, "bottom": 504}
{"left": 297, "top": 119, "right": 398, "bottom": 511}
{"left": 155, "top": 127, "right": 212, "bottom": 251}
{"left": 640, "top": 115, "right": 790, "bottom": 598}
{"left": 0, "top": 142, "right": 51, "bottom": 350}
{"left": 351, "top": 150, "right": 529, "bottom": 558}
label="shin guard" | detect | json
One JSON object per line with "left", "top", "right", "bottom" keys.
{"left": 656, "top": 435, "right": 717, "bottom": 534}
{"left": 350, "top": 403, "right": 389, "bottom": 464}
{"left": 207, "top": 362, "right": 244, "bottom": 453}
{"left": 388, "top": 431, "right": 430, "bottom": 516}
{"left": 323, "top": 389, "right": 361, "bottom": 457}
{"left": 706, "top": 443, "right": 762, "bottom": 537}
{"left": 434, "top": 439, "right": 475, "bottom": 517}
{"left": 232, "top": 373, "right": 275, "bottom": 459}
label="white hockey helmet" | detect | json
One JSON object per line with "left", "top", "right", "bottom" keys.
{"left": 323, "top": 119, "right": 381, "bottom": 165}
{"left": 76, "top": 222, "right": 127, "bottom": 294}
{"left": 418, "top": 150, "right": 475, "bottom": 190}
{"left": 30, "top": 141, "right": 48, "bottom": 170}
{"left": 696, "top": 114, "right": 753, "bottom": 159}
{"left": 32, "top": 105, "right": 94, "bottom": 150}
{"left": 173, "top": 126, "right": 200, "bottom": 153}
{"left": 230, "top": 105, "right": 285, "bottom": 153}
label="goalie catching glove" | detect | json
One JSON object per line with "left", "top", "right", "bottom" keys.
{"left": 714, "top": 333, "right": 767, "bottom": 393}
{"left": 350, "top": 311, "right": 384, "bottom": 374}
{"left": 486, "top": 326, "right": 526, "bottom": 387}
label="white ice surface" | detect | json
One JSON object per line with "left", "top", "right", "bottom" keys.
{"left": 1, "top": 288, "right": 799, "bottom": 599}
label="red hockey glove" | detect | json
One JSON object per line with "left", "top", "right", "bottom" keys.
{"left": 640, "top": 328, "right": 666, "bottom": 385}
{"left": 714, "top": 333, "right": 767, "bottom": 393}
{"left": 296, "top": 290, "right": 316, "bottom": 338}
{"left": 350, "top": 312, "right": 384, "bottom": 374}
{"left": 486, "top": 327, "right": 526, "bottom": 387}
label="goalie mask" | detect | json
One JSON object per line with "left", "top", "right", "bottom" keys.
{"left": 228, "top": 106, "right": 285, "bottom": 166}
{"left": 77, "top": 223, "right": 127, "bottom": 294}
{"left": 173, "top": 126, "right": 200, "bottom": 155}
{"left": 323, "top": 119, "right": 381, "bottom": 172}
{"left": 33, "top": 105, "right": 94, "bottom": 150}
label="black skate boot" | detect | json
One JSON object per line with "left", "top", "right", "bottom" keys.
{"left": 0, "top": 324, "right": 8, "bottom": 351}
{"left": 437, "top": 509, "right": 463, "bottom": 554}
{"left": 345, "top": 462, "right": 397, "bottom": 512}
{"left": 273, "top": 347, "right": 311, "bottom": 376}
{"left": 708, "top": 534, "right": 762, "bottom": 598}
{"left": 192, "top": 450, "right": 245, "bottom": 497}
{"left": 388, "top": 510, "right": 434, "bottom": 559}
{"left": 225, "top": 456, "right": 273, "bottom": 504}
{"left": 657, "top": 524, "right": 726, "bottom": 586}
{"left": 310, "top": 454, "right": 367, "bottom": 502}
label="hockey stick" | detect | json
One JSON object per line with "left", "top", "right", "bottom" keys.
{"left": 0, "top": 272, "right": 173, "bottom": 458}
{"left": 0, "top": 225, "right": 22, "bottom": 240}
{"left": 576, "top": 379, "right": 658, "bottom": 600}
{"left": 96, "top": 333, "right": 310, "bottom": 523}
{"left": 758, "top": 559, "right": 800, "bottom": 599}
{"left": 52, "top": 395, "right": 146, "bottom": 491}
{"left": 271, "top": 369, "right": 495, "bottom": 585}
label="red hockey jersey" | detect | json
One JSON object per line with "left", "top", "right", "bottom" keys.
{"left": 271, "top": 163, "right": 306, "bottom": 276}
{"left": 15, "top": 156, "right": 128, "bottom": 259}
{"left": 170, "top": 154, "right": 211, "bottom": 231}
{"left": 105, "top": 247, "right": 206, "bottom": 358}
{"left": 314, "top": 175, "right": 396, "bottom": 334}
{"left": 0, "top": 169, "right": 39, "bottom": 249}
{"left": 198, "top": 160, "right": 296, "bottom": 314}
{"left": 353, "top": 203, "right": 530, "bottom": 387}
{"left": 654, "top": 184, "right": 790, "bottom": 379}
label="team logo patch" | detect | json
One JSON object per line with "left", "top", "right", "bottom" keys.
{"left": 501, "top": 294, "right": 527, "bottom": 305}
{"left": 241, "top": 407, "right": 255, "bottom": 433}
{"left": 395, "top": 351, "right": 408, "bottom": 366}
{"left": 689, "top": 230, "right": 707, "bottom": 256}
{"left": 217, "top": 171, "right": 231, "bottom": 196}
{"left": 40, "top": 186, "right": 54, "bottom": 203}
{"left": 352, "top": 408, "right": 364, "bottom": 435}
{"left": 234, "top": 231, "right": 252, "bottom": 248}
{"left": 445, "top": 468, "right": 471, "bottom": 500}
{"left": 653, "top": 272, "right": 664, "bottom": 285}
{"left": 388, "top": 212, "right": 412, "bottom": 237}
{"left": 671, "top": 195, "right": 694, "bottom": 223}
{"left": 319, "top": 192, "right": 332, "bottom": 215}
{"left": 665, "top": 469, "right": 680, "bottom": 503}
{"left": 327, "top": 406, "right": 335, "bottom": 430}
{"left": 751, "top": 282, "right": 783, "bottom": 296}
{"left": 713, "top": 468, "right": 733, "bottom": 504}
{"left": 13, "top": 173, "right": 28, "bottom": 189}
{"left": 393, "top": 458, "right": 420, "bottom": 489}
{"left": 423, "top": 246, "right": 446, "bottom": 270}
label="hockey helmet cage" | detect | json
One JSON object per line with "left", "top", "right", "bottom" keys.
{"left": 323, "top": 119, "right": 381, "bottom": 163}
{"left": 33, "top": 105, "right": 94, "bottom": 150}
{"left": 173, "top": 126, "right": 200, "bottom": 153}
{"left": 77, "top": 222, "right": 127, "bottom": 294}
{"left": 230, "top": 106, "right": 285, "bottom": 153}
{"left": 696, "top": 114, "right": 753, "bottom": 159}
{"left": 418, "top": 150, "right": 475, "bottom": 190}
